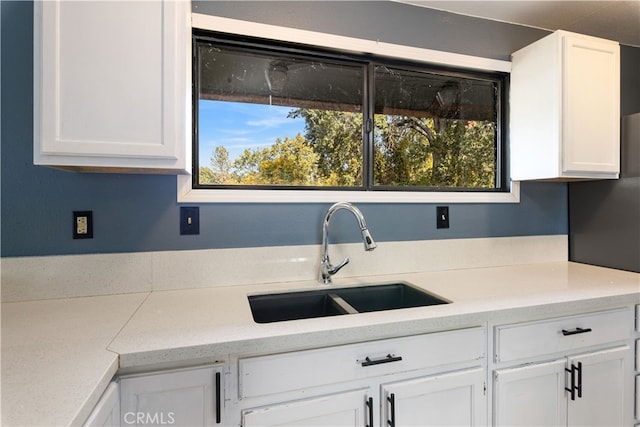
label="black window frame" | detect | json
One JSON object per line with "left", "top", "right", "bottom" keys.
{"left": 192, "top": 30, "right": 509, "bottom": 193}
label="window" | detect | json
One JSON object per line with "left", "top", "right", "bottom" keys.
{"left": 195, "top": 38, "right": 365, "bottom": 189}
{"left": 183, "top": 15, "right": 516, "bottom": 203}
{"left": 177, "top": 13, "right": 520, "bottom": 203}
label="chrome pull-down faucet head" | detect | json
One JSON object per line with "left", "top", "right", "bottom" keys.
{"left": 361, "top": 228, "right": 377, "bottom": 251}
{"left": 319, "top": 202, "right": 377, "bottom": 284}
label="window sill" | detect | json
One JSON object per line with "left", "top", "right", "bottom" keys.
{"left": 177, "top": 175, "right": 520, "bottom": 204}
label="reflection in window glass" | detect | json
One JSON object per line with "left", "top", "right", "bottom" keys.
{"left": 196, "top": 42, "right": 364, "bottom": 187}
{"left": 373, "top": 66, "right": 498, "bottom": 189}
{"left": 194, "top": 34, "right": 506, "bottom": 193}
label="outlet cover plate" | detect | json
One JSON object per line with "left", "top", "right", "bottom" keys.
{"left": 180, "top": 207, "right": 200, "bottom": 235}
{"left": 73, "top": 211, "right": 93, "bottom": 239}
{"left": 436, "top": 206, "right": 449, "bottom": 229}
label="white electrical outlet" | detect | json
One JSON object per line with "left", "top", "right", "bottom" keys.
{"left": 76, "top": 216, "right": 88, "bottom": 234}
{"left": 73, "top": 211, "right": 93, "bottom": 239}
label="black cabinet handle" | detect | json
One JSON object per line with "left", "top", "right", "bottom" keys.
{"left": 561, "top": 327, "right": 592, "bottom": 336}
{"left": 361, "top": 354, "right": 403, "bottom": 367}
{"left": 215, "top": 371, "right": 221, "bottom": 424}
{"left": 365, "top": 397, "right": 373, "bottom": 427}
{"left": 565, "top": 364, "right": 577, "bottom": 400}
{"left": 387, "top": 393, "right": 396, "bottom": 427}
{"left": 576, "top": 361, "right": 583, "bottom": 398}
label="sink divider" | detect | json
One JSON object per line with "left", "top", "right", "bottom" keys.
{"left": 328, "top": 293, "right": 359, "bottom": 315}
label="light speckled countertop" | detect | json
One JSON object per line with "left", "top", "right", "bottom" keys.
{"left": 1, "top": 293, "right": 148, "bottom": 426}
{"left": 2, "top": 262, "right": 639, "bottom": 426}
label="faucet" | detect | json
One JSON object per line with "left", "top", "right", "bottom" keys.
{"left": 319, "top": 202, "right": 377, "bottom": 284}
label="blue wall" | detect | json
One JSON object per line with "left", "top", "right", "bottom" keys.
{"left": 0, "top": 1, "right": 567, "bottom": 258}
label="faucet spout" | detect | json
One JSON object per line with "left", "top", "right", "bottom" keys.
{"left": 319, "top": 202, "right": 377, "bottom": 284}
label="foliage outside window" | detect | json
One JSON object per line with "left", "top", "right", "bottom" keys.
{"left": 194, "top": 33, "right": 506, "bottom": 192}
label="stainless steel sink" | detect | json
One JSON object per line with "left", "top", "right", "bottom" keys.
{"left": 248, "top": 282, "right": 449, "bottom": 323}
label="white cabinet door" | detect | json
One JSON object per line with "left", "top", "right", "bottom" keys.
{"left": 493, "top": 359, "right": 567, "bottom": 426}
{"left": 567, "top": 346, "right": 632, "bottom": 426}
{"left": 120, "top": 366, "right": 223, "bottom": 427}
{"left": 33, "top": 0, "right": 189, "bottom": 173}
{"left": 382, "top": 367, "right": 486, "bottom": 427}
{"left": 242, "top": 388, "right": 371, "bottom": 427}
{"left": 562, "top": 34, "right": 620, "bottom": 175}
{"left": 494, "top": 347, "right": 633, "bottom": 427}
{"left": 83, "top": 381, "right": 120, "bottom": 427}
{"left": 510, "top": 30, "right": 620, "bottom": 181}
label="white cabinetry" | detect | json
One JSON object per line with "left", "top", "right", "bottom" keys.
{"left": 492, "top": 308, "right": 634, "bottom": 426}
{"left": 243, "top": 388, "right": 371, "bottom": 427}
{"left": 237, "top": 327, "right": 486, "bottom": 426}
{"left": 494, "top": 359, "right": 567, "bottom": 425}
{"left": 33, "top": 1, "right": 190, "bottom": 173}
{"left": 120, "top": 365, "right": 223, "bottom": 426}
{"left": 83, "top": 381, "right": 120, "bottom": 427}
{"left": 382, "top": 367, "right": 485, "bottom": 426}
{"left": 567, "top": 348, "right": 629, "bottom": 426}
{"left": 510, "top": 30, "right": 620, "bottom": 181}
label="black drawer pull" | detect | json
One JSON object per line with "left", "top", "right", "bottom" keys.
{"left": 561, "top": 327, "right": 592, "bottom": 336}
{"left": 361, "top": 354, "right": 403, "bottom": 367}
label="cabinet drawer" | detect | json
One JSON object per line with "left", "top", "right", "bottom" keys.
{"left": 495, "top": 308, "right": 632, "bottom": 363}
{"left": 239, "top": 327, "right": 484, "bottom": 399}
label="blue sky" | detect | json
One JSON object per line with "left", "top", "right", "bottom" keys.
{"left": 198, "top": 100, "right": 306, "bottom": 167}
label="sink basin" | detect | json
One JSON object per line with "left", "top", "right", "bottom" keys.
{"left": 248, "top": 290, "right": 349, "bottom": 323}
{"left": 336, "top": 283, "right": 449, "bottom": 313}
{"left": 248, "top": 282, "right": 449, "bottom": 323}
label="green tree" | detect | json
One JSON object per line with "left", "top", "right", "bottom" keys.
{"left": 209, "top": 146, "right": 234, "bottom": 184}
{"left": 234, "top": 148, "right": 264, "bottom": 184}
{"left": 201, "top": 108, "right": 495, "bottom": 189}
{"left": 199, "top": 166, "right": 216, "bottom": 185}
{"left": 289, "top": 109, "right": 362, "bottom": 186}
{"left": 378, "top": 116, "right": 495, "bottom": 188}
{"left": 256, "top": 134, "right": 319, "bottom": 185}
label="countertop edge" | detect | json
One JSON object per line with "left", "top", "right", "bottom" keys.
{"left": 70, "top": 352, "right": 120, "bottom": 427}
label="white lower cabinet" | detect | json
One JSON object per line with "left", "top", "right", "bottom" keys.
{"left": 243, "top": 388, "right": 371, "bottom": 427}
{"left": 241, "top": 368, "right": 485, "bottom": 427}
{"left": 494, "top": 359, "right": 567, "bottom": 426}
{"left": 85, "top": 306, "right": 637, "bottom": 426}
{"left": 494, "top": 347, "right": 630, "bottom": 426}
{"left": 119, "top": 365, "right": 224, "bottom": 427}
{"left": 492, "top": 308, "right": 634, "bottom": 426}
{"left": 567, "top": 347, "right": 629, "bottom": 426}
{"left": 382, "top": 367, "right": 485, "bottom": 426}
{"left": 238, "top": 327, "right": 487, "bottom": 427}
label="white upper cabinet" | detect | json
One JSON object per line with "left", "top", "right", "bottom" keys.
{"left": 33, "top": 0, "right": 190, "bottom": 174}
{"left": 510, "top": 30, "right": 620, "bottom": 181}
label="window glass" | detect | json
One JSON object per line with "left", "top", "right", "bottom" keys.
{"left": 373, "top": 66, "right": 498, "bottom": 189}
{"left": 196, "top": 42, "right": 364, "bottom": 187}
{"left": 194, "top": 35, "right": 505, "bottom": 193}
